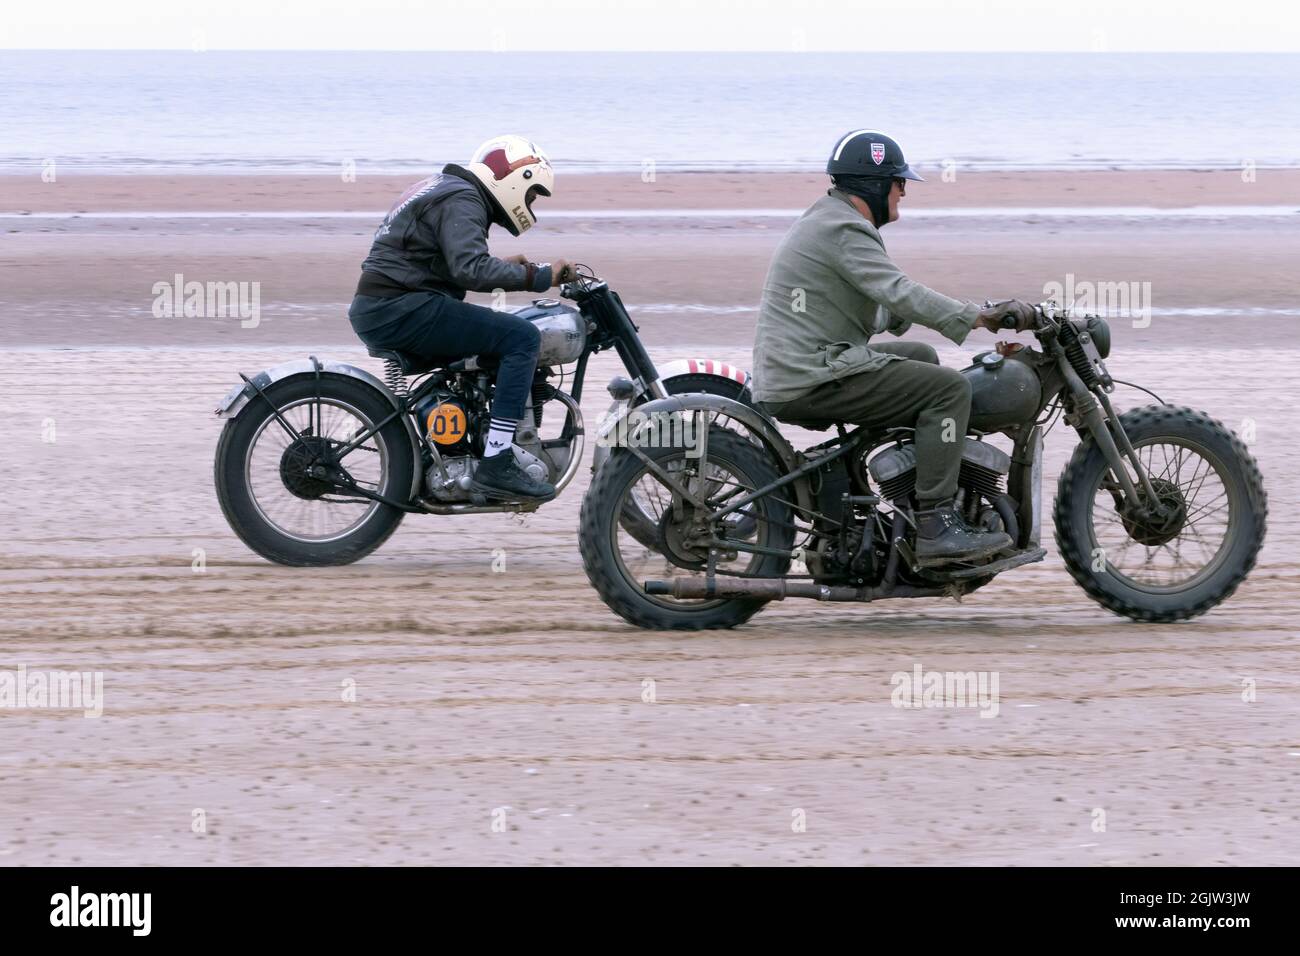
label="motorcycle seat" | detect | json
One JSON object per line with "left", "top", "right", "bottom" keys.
{"left": 366, "top": 347, "right": 443, "bottom": 375}
{"left": 777, "top": 417, "right": 836, "bottom": 431}
{"left": 366, "top": 347, "right": 499, "bottom": 376}
{"left": 757, "top": 401, "right": 836, "bottom": 431}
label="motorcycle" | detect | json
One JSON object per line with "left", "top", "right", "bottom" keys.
{"left": 578, "top": 302, "right": 1268, "bottom": 629}
{"left": 212, "top": 267, "right": 750, "bottom": 566}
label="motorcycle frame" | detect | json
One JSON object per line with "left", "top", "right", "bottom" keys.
{"left": 218, "top": 281, "right": 670, "bottom": 514}
{"left": 613, "top": 308, "right": 1166, "bottom": 599}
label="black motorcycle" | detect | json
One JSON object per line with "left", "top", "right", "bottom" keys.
{"left": 213, "top": 267, "right": 750, "bottom": 566}
{"left": 578, "top": 302, "right": 1267, "bottom": 628}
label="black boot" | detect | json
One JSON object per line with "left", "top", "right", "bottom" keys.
{"left": 914, "top": 501, "right": 1011, "bottom": 567}
{"left": 471, "top": 451, "right": 557, "bottom": 501}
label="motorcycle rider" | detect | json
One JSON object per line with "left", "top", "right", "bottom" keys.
{"left": 349, "top": 135, "right": 574, "bottom": 501}
{"left": 752, "top": 130, "right": 1037, "bottom": 566}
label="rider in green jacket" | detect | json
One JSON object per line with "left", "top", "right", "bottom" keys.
{"left": 753, "top": 130, "right": 1036, "bottom": 567}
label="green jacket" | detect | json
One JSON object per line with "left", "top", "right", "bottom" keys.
{"left": 751, "top": 189, "right": 981, "bottom": 404}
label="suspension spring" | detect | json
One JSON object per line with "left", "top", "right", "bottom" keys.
{"left": 383, "top": 359, "right": 409, "bottom": 399}
{"left": 1059, "top": 321, "right": 1100, "bottom": 388}
{"left": 530, "top": 379, "right": 551, "bottom": 428}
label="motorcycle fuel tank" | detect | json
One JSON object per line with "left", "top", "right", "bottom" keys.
{"left": 508, "top": 299, "right": 587, "bottom": 366}
{"left": 963, "top": 351, "right": 1042, "bottom": 432}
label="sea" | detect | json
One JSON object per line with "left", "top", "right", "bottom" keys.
{"left": 1, "top": 51, "right": 1297, "bottom": 173}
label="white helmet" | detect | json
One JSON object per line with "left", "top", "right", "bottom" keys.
{"left": 465, "top": 135, "right": 554, "bottom": 236}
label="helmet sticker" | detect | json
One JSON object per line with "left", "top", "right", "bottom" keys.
{"left": 871, "top": 143, "right": 886, "bottom": 165}
{"left": 479, "top": 147, "right": 541, "bottom": 181}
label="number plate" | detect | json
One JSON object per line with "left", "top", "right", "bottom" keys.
{"left": 425, "top": 403, "right": 468, "bottom": 445}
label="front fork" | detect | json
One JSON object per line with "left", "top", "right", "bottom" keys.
{"left": 1058, "top": 351, "right": 1162, "bottom": 512}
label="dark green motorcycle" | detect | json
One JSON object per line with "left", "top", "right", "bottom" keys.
{"left": 579, "top": 302, "right": 1267, "bottom": 629}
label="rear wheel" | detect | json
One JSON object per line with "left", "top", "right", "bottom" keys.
{"left": 616, "top": 374, "right": 753, "bottom": 548}
{"left": 215, "top": 375, "right": 416, "bottom": 566}
{"left": 580, "top": 428, "right": 793, "bottom": 629}
{"left": 1054, "top": 405, "right": 1266, "bottom": 622}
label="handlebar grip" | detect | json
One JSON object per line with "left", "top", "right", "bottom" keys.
{"left": 1000, "top": 313, "right": 1020, "bottom": 330}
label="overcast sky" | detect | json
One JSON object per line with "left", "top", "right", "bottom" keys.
{"left": 2, "top": 0, "right": 1297, "bottom": 51}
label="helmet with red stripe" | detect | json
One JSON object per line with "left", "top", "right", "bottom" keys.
{"left": 465, "top": 135, "right": 555, "bottom": 236}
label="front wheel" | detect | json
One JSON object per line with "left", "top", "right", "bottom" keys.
{"left": 1054, "top": 405, "right": 1266, "bottom": 622}
{"left": 215, "top": 374, "right": 417, "bottom": 566}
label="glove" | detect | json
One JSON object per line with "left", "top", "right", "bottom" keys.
{"left": 549, "top": 259, "right": 576, "bottom": 286}
{"left": 978, "top": 299, "right": 1038, "bottom": 333}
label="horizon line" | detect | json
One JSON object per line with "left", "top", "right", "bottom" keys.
{"left": 4, "top": 47, "right": 1299, "bottom": 54}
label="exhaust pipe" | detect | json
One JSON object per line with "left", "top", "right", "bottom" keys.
{"left": 643, "top": 577, "right": 951, "bottom": 603}
{"left": 643, "top": 577, "right": 862, "bottom": 601}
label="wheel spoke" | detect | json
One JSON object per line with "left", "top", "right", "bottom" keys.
{"left": 245, "top": 396, "right": 388, "bottom": 542}
{"left": 612, "top": 441, "right": 784, "bottom": 608}
{"left": 1089, "top": 437, "right": 1230, "bottom": 589}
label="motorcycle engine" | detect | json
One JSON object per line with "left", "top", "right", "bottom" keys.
{"left": 424, "top": 455, "right": 476, "bottom": 502}
{"left": 413, "top": 391, "right": 473, "bottom": 456}
{"left": 864, "top": 439, "right": 1012, "bottom": 505}
{"left": 423, "top": 446, "right": 551, "bottom": 503}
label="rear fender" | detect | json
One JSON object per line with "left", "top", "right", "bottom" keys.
{"left": 214, "top": 357, "right": 423, "bottom": 501}
{"left": 593, "top": 360, "right": 753, "bottom": 473}
{"left": 598, "top": 393, "right": 814, "bottom": 517}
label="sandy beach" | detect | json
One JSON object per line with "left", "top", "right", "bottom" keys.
{"left": 2, "top": 170, "right": 1297, "bottom": 865}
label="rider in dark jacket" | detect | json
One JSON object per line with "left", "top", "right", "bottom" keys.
{"left": 349, "top": 135, "right": 574, "bottom": 500}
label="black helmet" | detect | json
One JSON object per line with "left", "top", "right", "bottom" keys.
{"left": 826, "top": 129, "right": 923, "bottom": 182}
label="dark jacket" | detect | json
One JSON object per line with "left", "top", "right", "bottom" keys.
{"left": 356, "top": 164, "right": 552, "bottom": 302}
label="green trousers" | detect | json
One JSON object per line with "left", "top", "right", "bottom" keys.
{"left": 760, "top": 341, "right": 972, "bottom": 505}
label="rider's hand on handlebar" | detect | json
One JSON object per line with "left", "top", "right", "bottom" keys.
{"left": 977, "top": 299, "right": 1038, "bottom": 333}
{"left": 549, "top": 258, "right": 576, "bottom": 286}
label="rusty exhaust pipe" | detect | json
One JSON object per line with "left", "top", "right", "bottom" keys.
{"left": 643, "top": 577, "right": 863, "bottom": 601}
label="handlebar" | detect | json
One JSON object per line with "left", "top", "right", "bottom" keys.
{"left": 983, "top": 299, "right": 1048, "bottom": 333}
{"left": 559, "top": 263, "right": 602, "bottom": 300}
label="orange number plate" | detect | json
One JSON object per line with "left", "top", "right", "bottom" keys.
{"left": 426, "top": 403, "right": 468, "bottom": 445}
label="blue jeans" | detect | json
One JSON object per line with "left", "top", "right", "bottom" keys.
{"left": 349, "top": 292, "right": 541, "bottom": 421}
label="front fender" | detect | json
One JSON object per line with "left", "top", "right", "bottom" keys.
{"left": 213, "top": 356, "right": 423, "bottom": 501}
{"left": 655, "top": 358, "right": 751, "bottom": 391}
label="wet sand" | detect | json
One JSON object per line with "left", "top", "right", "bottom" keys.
{"left": 8, "top": 169, "right": 1300, "bottom": 213}
{"left": 1, "top": 171, "right": 1297, "bottom": 865}
{"left": 3, "top": 169, "right": 1299, "bottom": 348}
